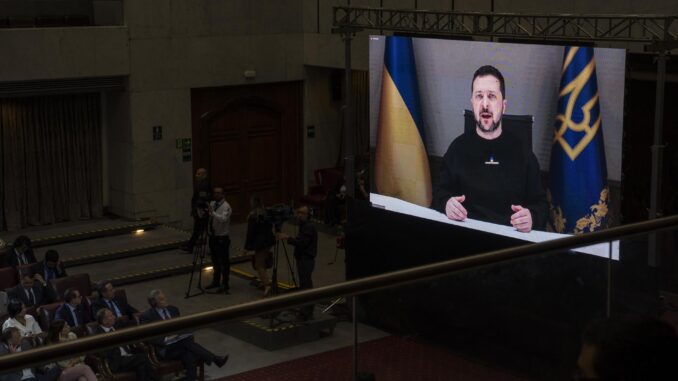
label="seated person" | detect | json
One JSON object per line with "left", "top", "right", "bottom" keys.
{"left": 90, "top": 281, "right": 138, "bottom": 326}
{"left": 0, "top": 326, "right": 61, "bottom": 381}
{"left": 8, "top": 273, "right": 50, "bottom": 308}
{"left": 139, "top": 289, "right": 228, "bottom": 381}
{"left": 2, "top": 299, "right": 42, "bottom": 338}
{"left": 6, "top": 236, "right": 37, "bottom": 268}
{"left": 94, "top": 308, "right": 155, "bottom": 381}
{"left": 35, "top": 250, "right": 67, "bottom": 282}
{"left": 45, "top": 319, "right": 97, "bottom": 381}
{"left": 54, "top": 288, "right": 91, "bottom": 329}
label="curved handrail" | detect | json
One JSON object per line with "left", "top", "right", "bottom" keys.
{"left": 1, "top": 215, "right": 677, "bottom": 372}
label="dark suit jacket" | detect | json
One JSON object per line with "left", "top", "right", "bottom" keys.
{"left": 6, "top": 249, "right": 37, "bottom": 268}
{"left": 139, "top": 306, "right": 181, "bottom": 347}
{"left": 93, "top": 325, "right": 132, "bottom": 373}
{"left": 34, "top": 261, "right": 67, "bottom": 281}
{"left": 90, "top": 297, "right": 138, "bottom": 320}
{"left": 8, "top": 284, "right": 47, "bottom": 307}
{"left": 54, "top": 303, "right": 91, "bottom": 327}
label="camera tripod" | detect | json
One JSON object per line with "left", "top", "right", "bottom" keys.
{"left": 185, "top": 221, "right": 208, "bottom": 299}
{"left": 270, "top": 225, "right": 298, "bottom": 296}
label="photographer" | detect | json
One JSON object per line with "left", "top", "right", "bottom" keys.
{"left": 183, "top": 168, "right": 212, "bottom": 253}
{"left": 277, "top": 205, "right": 317, "bottom": 320}
{"left": 206, "top": 186, "right": 232, "bottom": 294}
{"left": 244, "top": 196, "right": 275, "bottom": 297}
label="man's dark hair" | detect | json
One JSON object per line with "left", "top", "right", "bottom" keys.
{"left": 64, "top": 287, "right": 79, "bottom": 303}
{"left": 6, "top": 299, "right": 22, "bottom": 318}
{"left": 472, "top": 65, "right": 506, "bottom": 99}
{"left": 582, "top": 318, "right": 678, "bottom": 381}
{"left": 44, "top": 250, "right": 59, "bottom": 262}
{"left": 12, "top": 235, "right": 31, "bottom": 249}
{"left": 1, "top": 327, "right": 19, "bottom": 343}
{"left": 96, "top": 307, "right": 111, "bottom": 324}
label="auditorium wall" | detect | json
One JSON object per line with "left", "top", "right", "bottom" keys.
{"left": 0, "top": 0, "right": 675, "bottom": 228}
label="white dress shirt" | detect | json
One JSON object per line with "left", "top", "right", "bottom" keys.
{"left": 209, "top": 200, "right": 232, "bottom": 236}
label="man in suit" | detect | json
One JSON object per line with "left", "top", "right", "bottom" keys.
{"left": 139, "top": 289, "right": 228, "bottom": 381}
{"left": 54, "top": 288, "right": 90, "bottom": 328}
{"left": 94, "top": 308, "right": 156, "bottom": 381}
{"left": 8, "top": 274, "right": 48, "bottom": 308}
{"left": 90, "top": 281, "right": 138, "bottom": 327}
{"left": 34, "top": 250, "right": 67, "bottom": 282}
{"left": 6, "top": 236, "right": 37, "bottom": 268}
{"left": 0, "top": 326, "right": 61, "bottom": 381}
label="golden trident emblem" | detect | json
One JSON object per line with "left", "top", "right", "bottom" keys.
{"left": 553, "top": 47, "right": 602, "bottom": 161}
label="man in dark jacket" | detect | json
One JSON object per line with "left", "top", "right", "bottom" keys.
{"left": 277, "top": 205, "right": 318, "bottom": 320}
{"left": 139, "top": 289, "right": 228, "bottom": 381}
{"left": 94, "top": 308, "right": 155, "bottom": 381}
{"left": 34, "top": 250, "right": 67, "bottom": 282}
{"left": 6, "top": 236, "right": 37, "bottom": 268}
{"left": 8, "top": 274, "right": 49, "bottom": 308}
{"left": 90, "top": 281, "right": 138, "bottom": 327}
{"left": 54, "top": 288, "right": 91, "bottom": 328}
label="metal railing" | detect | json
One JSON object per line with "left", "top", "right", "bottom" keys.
{"left": 1, "top": 215, "right": 678, "bottom": 372}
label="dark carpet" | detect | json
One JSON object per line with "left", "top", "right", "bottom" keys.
{"left": 219, "top": 335, "right": 533, "bottom": 381}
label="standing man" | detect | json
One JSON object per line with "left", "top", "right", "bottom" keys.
{"left": 183, "top": 168, "right": 212, "bottom": 253}
{"left": 431, "top": 65, "right": 548, "bottom": 232}
{"left": 277, "top": 205, "right": 318, "bottom": 320}
{"left": 206, "top": 186, "right": 232, "bottom": 294}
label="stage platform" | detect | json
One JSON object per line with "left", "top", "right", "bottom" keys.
{"left": 222, "top": 308, "right": 338, "bottom": 351}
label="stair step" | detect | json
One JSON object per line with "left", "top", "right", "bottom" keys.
{"left": 30, "top": 221, "right": 160, "bottom": 248}
{"left": 63, "top": 240, "right": 186, "bottom": 267}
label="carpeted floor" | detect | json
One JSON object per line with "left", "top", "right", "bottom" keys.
{"left": 219, "top": 336, "right": 533, "bottom": 381}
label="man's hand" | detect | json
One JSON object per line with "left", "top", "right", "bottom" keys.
{"left": 445, "top": 195, "right": 467, "bottom": 221}
{"left": 510, "top": 205, "right": 533, "bottom": 232}
{"left": 33, "top": 273, "right": 46, "bottom": 286}
{"left": 276, "top": 233, "right": 289, "bottom": 241}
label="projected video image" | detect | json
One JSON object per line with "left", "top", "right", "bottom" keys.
{"left": 369, "top": 35, "right": 625, "bottom": 253}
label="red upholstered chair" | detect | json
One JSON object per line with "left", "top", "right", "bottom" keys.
{"left": 16, "top": 263, "right": 40, "bottom": 277}
{"left": 0, "top": 267, "right": 19, "bottom": 290}
{"left": 300, "top": 167, "right": 344, "bottom": 218}
{"left": 49, "top": 273, "right": 93, "bottom": 302}
{"left": 36, "top": 302, "right": 62, "bottom": 332}
{"left": 0, "top": 247, "right": 11, "bottom": 267}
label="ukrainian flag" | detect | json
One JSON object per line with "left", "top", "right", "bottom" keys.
{"left": 548, "top": 46, "right": 609, "bottom": 234}
{"left": 374, "top": 36, "right": 432, "bottom": 207}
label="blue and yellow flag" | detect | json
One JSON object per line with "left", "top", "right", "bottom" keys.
{"left": 374, "top": 36, "right": 432, "bottom": 207}
{"left": 548, "top": 46, "right": 609, "bottom": 234}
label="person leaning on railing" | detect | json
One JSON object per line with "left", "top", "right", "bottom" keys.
{"left": 0, "top": 326, "right": 61, "bottom": 381}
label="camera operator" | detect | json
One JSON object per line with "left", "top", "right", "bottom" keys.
{"left": 206, "top": 186, "right": 232, "bottom": 294}
{"left": 183, "top": 168, "right": 212, "bottom": 253}
{"left": 277, "top": 205, "right": 317, "bottom": 320}
{"left": 244, "top": 196, "right": 275, "bottom": 297}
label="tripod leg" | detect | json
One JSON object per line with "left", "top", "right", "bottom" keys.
{"left": 281, "top": 242, "right": 298, "bottom": 288}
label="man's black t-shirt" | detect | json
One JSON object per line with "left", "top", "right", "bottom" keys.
{"left": 431, "top": 130, "right": 548, "bottom": 229}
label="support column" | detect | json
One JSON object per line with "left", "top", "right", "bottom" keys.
{"left": 343, "top": 31, "right": 355, "bottom": 198}
{"left": 648, "top": 51, "right": 667, "bottom": 267}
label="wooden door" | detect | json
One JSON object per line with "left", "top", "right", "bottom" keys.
{"left": 192, "top": 82, "right": 303, "bottom": 222}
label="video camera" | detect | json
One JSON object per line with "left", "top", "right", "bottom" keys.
{"left": 265, "top": 204, "right": 294, "bottom": 231}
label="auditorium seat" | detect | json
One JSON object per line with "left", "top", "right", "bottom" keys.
{"left": 16, "top": 263, "right": 40, "bottom": 277}
{"left": 37, "top": 302, "right": 62, "bottom": 332}
{"left": 0, "top": 247, "right": 10, "bottom": 267}
{"left": 147, "top": 344, "right": 205, "bottom": 381}
{"left": 49, "top": 273, "right": 93, "bottom": 302}
{"left": 0, "top": 267, "right": 19, "bottom": 290}
{"left": 300, "top": 167, "right": 344, "bottom": 217}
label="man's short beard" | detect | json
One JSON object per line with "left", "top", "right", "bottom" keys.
{"left": 475, "top": 117, "right": 500, "bottom": 133}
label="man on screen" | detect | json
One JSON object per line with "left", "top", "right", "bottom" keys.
{"left": 431, "top": 65, "right": 547, "bottom": 232}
